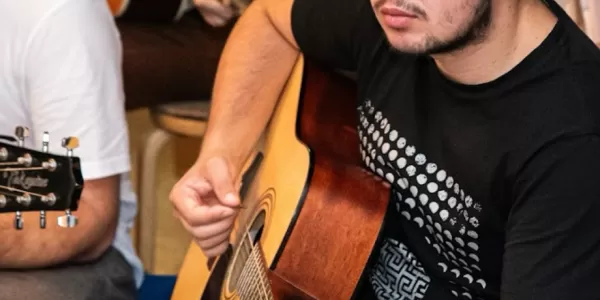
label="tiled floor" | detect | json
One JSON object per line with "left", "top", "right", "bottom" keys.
{"left": 127, "top": 108, "right": 200, "bottom": 275}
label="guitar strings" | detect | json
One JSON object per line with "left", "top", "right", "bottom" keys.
{"left": 242, "top": 225, "right": 270, "bottom": 299}
{"left": 237, "top": 234, "right": 270, "bottom": 300}
{"left": 250, "top": 243, "right": 272, "bottom": 300}
{"left": 239, "top": 242, "right": 258, "bottom": 299}
{"left": 0, "top": 190, "right": 22, "bottom": 198}
{"left": 233, "top": 234, "right": 253, "bottom": 297}
{"left": 0, "top": 162, "right": 20, "bottom": 166}
{"left": 0, "top": 185, "right": 46, "bottom": 198}
{"left": 0, "top": 166, "right": 48, "bottom": 172}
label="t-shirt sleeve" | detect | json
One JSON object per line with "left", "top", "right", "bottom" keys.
{"left": 24, "top": 0, "right": 131, "bottom": 181}
{"left": 502, "top": 134, "right": 600, "bottom": 299}
{"left": 291, "top": 0, "right": 380, "bottom": 71}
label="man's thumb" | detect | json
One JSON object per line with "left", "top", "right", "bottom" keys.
{"left": 222, "top": 192, "right": 240, "bottom": 207}
{"left": 207, "top": 157, "right": 240, "bottom": 207}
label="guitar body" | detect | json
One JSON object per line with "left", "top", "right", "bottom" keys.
{"left": 171, "top": 56, "right": 390, "bottom": 300}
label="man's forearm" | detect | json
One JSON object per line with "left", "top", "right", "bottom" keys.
{"left": 0, "top": 177, "right": 119, "bottom": 268}
{"left": 198, "top": 0, "right": 299, "bottom": 173}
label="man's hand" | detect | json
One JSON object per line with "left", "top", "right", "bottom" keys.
{"left": 194, "top": 0, "right": 236, "bottom": 27}
{"left": 173, "top": 0, "right": 300, "bottom": 258}
{"left": 170, "top": 157, "right": 240, "bottom": 257}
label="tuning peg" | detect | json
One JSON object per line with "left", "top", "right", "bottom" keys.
{"left": 39, "top": 214, "right": 46, "bottom": 229}
{"left": 15, "top": 212, "right": 23, "bottom": 230}
{"left": 0, "top": 195, "right": 6, "bottom": 208}
{"left": 59, "top": 136, "right": 79, "bottom": 228}
{"left": 42, "top": 131, "right": 49, "bottom": 152}
{"left": 61, "top": 137, "right": 79, "bottom": 157}
{"left": 57, "top": 210, "right": 77, "bottom": 228}
{"left": 14, "top": 126, "right": 29, "bottom": 147}
{"left": 16, "top": 194, "right": 31, "bottom": 228}
{"left": 39, "top": 132, "right": 50, "bottom": 229}
{"left": 13, "top": 126, "right": 30, "bottom": 230}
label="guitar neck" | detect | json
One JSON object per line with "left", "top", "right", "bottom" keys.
{"left": 0, "top": 127, "right": 83, "bottom": 230}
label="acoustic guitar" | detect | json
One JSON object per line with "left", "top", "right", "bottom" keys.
{"left": 0, "top": 126, "right": 83, "bottom": 229}
{"left": 170, "top": 56, "right": 390, "bottom": 299}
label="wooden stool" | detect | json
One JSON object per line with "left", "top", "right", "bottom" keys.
{"left": 136, "top": 100, "right": 210, "bottom": 272}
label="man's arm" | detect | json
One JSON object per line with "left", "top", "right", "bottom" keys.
{"left": 196, "top": 0, "right": 300, "bottom": 174}
{"left": 0, "top": 0, "right": 128, "bottom": 268}
{"left": 0, "top": 177, "right": 119, "bottom": 268}
{"left": 502, "top": 134, "right": 600, "bottom": 298}
{"left": 196, "top": 0, "right": 374, "bottom": 173}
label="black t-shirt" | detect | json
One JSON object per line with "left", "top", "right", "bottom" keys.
{"left": 291, "top": 0, "right": 600, "bottom": 299}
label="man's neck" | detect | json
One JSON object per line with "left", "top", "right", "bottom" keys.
{"left": 431, "top": 0, "right": 558, "bottom": 85}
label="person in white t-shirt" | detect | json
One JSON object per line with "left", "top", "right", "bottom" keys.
{"left": 0, "top": 0, "right": 142, "bottom": 298}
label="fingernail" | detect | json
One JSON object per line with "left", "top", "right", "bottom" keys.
{"left": 224, "top": 193, "right": 237, "bottom": 204}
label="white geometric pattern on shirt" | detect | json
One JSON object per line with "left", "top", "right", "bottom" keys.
{"left": 371, "top": 238, "right": 430, "bottom": 300}
{"left": 358, "top": 100, "right": 488, "bottom": 299}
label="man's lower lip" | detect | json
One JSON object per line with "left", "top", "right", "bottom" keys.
{"left": 382, "top": 14, "right": 414, "bottom": 28}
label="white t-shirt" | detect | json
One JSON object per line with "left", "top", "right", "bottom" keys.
{"left": 0, "top": 0, "right": 143, "bottom": 287}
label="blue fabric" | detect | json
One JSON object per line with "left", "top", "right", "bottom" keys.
{"left": 137, "top": 274, "right": 177, "bottom": 300}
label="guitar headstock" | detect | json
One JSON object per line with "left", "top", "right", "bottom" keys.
{"left": 0, "top": 126, "right": 83, "bottom": 230}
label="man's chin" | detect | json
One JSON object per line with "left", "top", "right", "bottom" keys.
{"left": 384, "top": 34, "right": 430, "bottom": 55}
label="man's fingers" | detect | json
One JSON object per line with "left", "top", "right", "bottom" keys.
{"left": 189, "top": 215, "right": 235, "bottom": 240}
{"left": 185, "top": 178, "right": 212, "bottom": 196}
{"left": 177, "top": 214, "right": 233, "bottom": 247}
{"left": 195, "top": 228, "right": 233, "bottom": 250}
{"left": 175, "top": 197, "right": 237, "bottom": 226}
{"left": 198, "top": 240, "right": 230, "bottom": 258}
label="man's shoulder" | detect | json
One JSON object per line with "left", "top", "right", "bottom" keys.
{"left": 515, "top": 57, "right": 600, "bottom": 134}
{"left": 1, "top": 0, "right": 74, "bottom": 27}
{"left": 504, "top": 56, "right": 600, "bottom": 170}
{"left": 3, "top": 0, "right": 114, "bottom": 51}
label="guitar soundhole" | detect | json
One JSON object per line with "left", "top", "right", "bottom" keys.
{"left": 226, "top": 209, "right": 267, "bottom": 294}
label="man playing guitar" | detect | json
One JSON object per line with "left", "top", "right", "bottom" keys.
{"left": 171, "top": 0, "right": 600, "bottom": 299}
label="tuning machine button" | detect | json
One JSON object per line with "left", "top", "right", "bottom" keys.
{"left": 14, "top": 126, "right": 29, "bottom": 147}
{"left": 0, "top": 195, "right": 6, "bottom": 208}
{"left": 57, "top": 211, "right": 77, "bottom": 228}
{"left": 61, "top": 136, "right": 79, "bottom": 156}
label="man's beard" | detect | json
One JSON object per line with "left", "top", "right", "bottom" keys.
{"left": 385, "top": 0, "right": 493, "bottom": 55}
{"left": 426, "top": 0, "right": 492, "bottom": 54}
